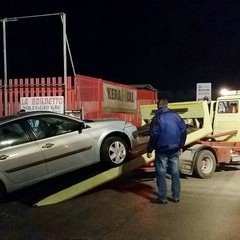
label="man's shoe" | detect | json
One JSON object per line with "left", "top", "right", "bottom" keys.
{"left": 173, "top": 199, "right": 180, "bottom": 203}
{"left": 157, "top": 199, "right": 168, "bottom": 204}
{"left": 152, "top": 198, "right": 168, "bottom": 204}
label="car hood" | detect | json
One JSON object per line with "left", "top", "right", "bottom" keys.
{"left": 85, "top": 118, "right": 127, "bottom": 128}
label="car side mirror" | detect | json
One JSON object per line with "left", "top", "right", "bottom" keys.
{"left": 77, "top": 122, "right": 85, "bottom": 134}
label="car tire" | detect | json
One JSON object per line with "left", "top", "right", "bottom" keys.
{"left": 0, "top": 181, "right": 6, "bottom": 202}
{"left": 100, "top": 136, "right": 129, "bottom": 168}
{"left": 193, "top": 150, "right": 216, "bottom": 179}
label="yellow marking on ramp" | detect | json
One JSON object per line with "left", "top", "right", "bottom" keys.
{"left": 34, "top": 153, "right": 154, "bottom": 207}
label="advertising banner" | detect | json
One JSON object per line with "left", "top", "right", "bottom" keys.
{"left": 103, "top": 83, "right": 137, "bottom": 113}
{"left": 20, "top": 96, "right": 64, "bottom": 114}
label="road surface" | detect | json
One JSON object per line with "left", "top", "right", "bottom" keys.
{"left": 1, "top": 164, "right": 240, "bottom": 240}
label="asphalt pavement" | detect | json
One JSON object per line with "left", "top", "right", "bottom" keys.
{"left": 1, "top": 164, "right": 240, "bottom": 240}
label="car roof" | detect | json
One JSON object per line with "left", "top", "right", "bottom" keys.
{"left": 0, "top": 111, "right": 72, "bottom": 124}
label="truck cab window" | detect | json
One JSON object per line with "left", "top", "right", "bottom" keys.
{"left": 218, "top": 101, "right": 238, "bottom": 113}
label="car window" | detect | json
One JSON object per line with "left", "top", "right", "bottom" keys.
{"left": 0, "top": 122, "right": 30, "bottom": 149}
{"left": 27, "top": 115, "right": 81, "bottom": 139}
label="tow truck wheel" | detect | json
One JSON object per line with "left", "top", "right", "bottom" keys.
{"left": 193, "top": 150, "right": 216, "bottom": 179}
{"left": 100, "top": 136, "right": 129, "bottom": 168}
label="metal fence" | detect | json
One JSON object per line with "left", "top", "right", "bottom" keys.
{"left": 0, "top": 75, "right": 157, "bottom": 126}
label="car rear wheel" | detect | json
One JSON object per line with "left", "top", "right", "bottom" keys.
{"left": 100, "top": 136, "right": 129, "bottom": 168}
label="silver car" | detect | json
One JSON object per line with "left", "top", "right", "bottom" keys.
{"left": 0, "top": 111, "right": 139, "bottom": 199}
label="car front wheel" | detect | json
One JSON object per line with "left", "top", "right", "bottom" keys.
{"left": 0, "top": 181, "right": 6, "bottom": 202}
{"left": 100, "top": 136, "right": 129, "bottom": 168}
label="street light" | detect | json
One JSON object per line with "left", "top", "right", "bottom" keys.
{"left": 220, "top": 88, "right": 229, "bottom": 96}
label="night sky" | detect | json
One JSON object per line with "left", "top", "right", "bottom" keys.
{"left": 1, "top": 0, "right": 240, "bottom": 100}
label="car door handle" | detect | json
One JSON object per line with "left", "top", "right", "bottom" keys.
{"left": 0, "top": 155, "right": 9, "bottom": 160}
{"left": 42, "top": 143, "right": 54, "bottom": 148}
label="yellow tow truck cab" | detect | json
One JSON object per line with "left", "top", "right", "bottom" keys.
{"left": 213, "top": 93, "right": 240, "bottom": 141}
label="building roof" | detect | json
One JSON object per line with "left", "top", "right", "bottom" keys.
{"left": 130, "top": 84, "right": 158, "bottom": 92}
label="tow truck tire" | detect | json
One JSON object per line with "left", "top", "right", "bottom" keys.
{"left": 193, "top": 150, "right": 216, "bottom": 179}
{"left": 100, "top": 136, "right": 129, "bottom": 168}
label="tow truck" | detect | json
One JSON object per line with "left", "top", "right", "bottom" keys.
{"left": 35, "top": 90, "right": 240, "bottom": 206}
{"left": 140, "top": 90, "right": 240, "bottom": 179}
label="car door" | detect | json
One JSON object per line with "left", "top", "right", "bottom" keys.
{"left": 28, "top": 115, "right": 96, "bottom": 175}
{"left": 0, "top": 121, "right": 47, "bottom": 186}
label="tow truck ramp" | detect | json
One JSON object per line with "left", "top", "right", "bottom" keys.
{"left": 34, "top": 153, "right": 155, "bottom": 207}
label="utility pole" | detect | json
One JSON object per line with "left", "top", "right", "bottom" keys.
{"left": 62, "top": 12, "right": 67, "bottom": 113}
{"left": 2, "top": 18, "right": 8, "bottom": 116}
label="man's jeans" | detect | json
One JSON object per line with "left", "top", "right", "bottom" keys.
{"left": 155, "top": 151, "right": 180, "bottom": 201}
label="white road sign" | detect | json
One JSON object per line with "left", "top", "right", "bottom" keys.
{"left": 20, "top": 96, "right": 64, "bottom": 114}
{"left": 196, "top": 83, "right": 212, "bottom": 101}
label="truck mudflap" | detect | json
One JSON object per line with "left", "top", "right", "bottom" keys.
{"left": 180, "top": 144, "right": 206, "bottom": 175}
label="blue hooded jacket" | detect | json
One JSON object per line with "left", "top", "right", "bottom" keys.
{"left": 147, "top": 107, "right": 187, "bottom": 154}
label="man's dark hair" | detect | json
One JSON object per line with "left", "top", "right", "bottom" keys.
{"left": 157, "top": 99, "right": 168, "bottom": 109}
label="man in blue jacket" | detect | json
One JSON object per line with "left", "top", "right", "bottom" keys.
{"left": 147, "top": 99, "right": 186, "bottom": 204}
